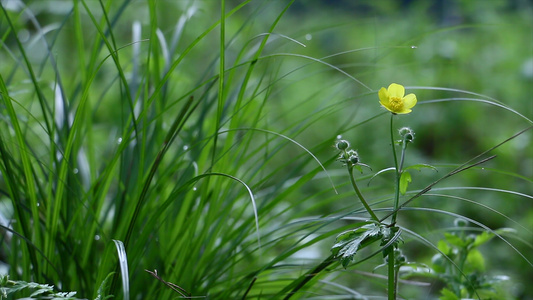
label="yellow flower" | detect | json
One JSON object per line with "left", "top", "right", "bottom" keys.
{"left": 378, "top": 83, "right": 417, "bottom": 114}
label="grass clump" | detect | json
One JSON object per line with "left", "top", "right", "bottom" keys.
{"left": 0, "top": 1, "right": 531, "bottom": 299}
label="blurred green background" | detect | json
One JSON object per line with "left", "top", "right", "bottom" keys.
{"left": 1, "top": 0, "right": 532, "bottom": 298}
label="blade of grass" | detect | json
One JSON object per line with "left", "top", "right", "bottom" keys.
{"left": 0, "top": 72, "right": 42, "bottom": 279}
{"left": 112, "top": 240, "right": 130, "bottom": 300}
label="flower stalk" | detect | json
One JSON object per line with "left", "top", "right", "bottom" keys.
{"left": 336, "top": 140, "right": 378, "bottom": 222}
{"left": 347, "top": 165, "right": 379, "bottom": 222}
{"left": 380, "top": 83, "right": 416, "bottom": 300}
{"left": 388, "top": 251, "right": 397, "bottom": 300}
{"left": 390, "top": 114, "right": 401, "bottom": 225}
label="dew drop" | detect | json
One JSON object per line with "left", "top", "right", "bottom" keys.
{"left": 193, "top": 187, "right": 197, "bottom": 191}
{"left": 117, "top": 137, "right": 123, "bottom": 144}
{"left": 73, "top": 168, "right": 79, "bottom": 174}
{"left": 305, "top": 34, "right": 312, "bottom": 41}
{"left": 183, "top": 145, "right": 189, "bottom": 151}
{"left": 336, "top": 134, "right": 343, "bottom": 140}
{"left": 410, "top": 45, "right": 417, "bottom": 49}
{"left": 94, "top": 235, "right": 101, "bottom": 241}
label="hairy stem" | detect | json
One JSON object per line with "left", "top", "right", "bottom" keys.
{"left": 348, "top": 166, "right": 379, "bottom": 222}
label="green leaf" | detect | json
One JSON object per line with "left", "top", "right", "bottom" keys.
{"left": 439, "top": 288, "right": 459, "bottom": 300}
{"left": 466, "top": 248, "right": 485, "bottom": 272}
{"left": 331, "top": 223, "right": 389, "bottom": 268}
{"left": 431, "top": 253, "right": 447, "bottom": 273}
{"left": 399, "top": 171, "right": 412, "bottom": 195}
{"left": 397, "top": 262, "right": 434, "bottom": 278}
{"left": 31, "top": 288, "right": 53, "bottom": 297}
{"left": 472, "top": 231, "right": 494, "bottom": 248}
{"left": 437, "top": 240, "right": 450, "bottom": 255}
{"left": 94, "top": 272, "right": 114, "bottom": 300}
{"left": 353, "top": 164, "right": 363, "bottom": 174}
{"left": 368, "top": 167, "right": 396, "bottom": 185}
{"left": 444, "top": 233, "right": 466, "bottom": 248}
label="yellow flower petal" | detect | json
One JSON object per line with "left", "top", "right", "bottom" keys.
{"left": 397, "top": 107, "right": 412, "bottom": 114}
{"left": 378, "top": 87, "right": 390, "bottom": 106}
{"left": 403, "top": 93, "right": 417, "bottom": 108}
{"left": 377, "top": 83, "right": 417, "bottom": 114}
{"left": 388, "top": 83, "right": 405, "bottom": 98}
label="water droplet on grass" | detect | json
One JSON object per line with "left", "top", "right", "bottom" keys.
{"left": 117, "top": 137, "right": 123, "bottom": 144}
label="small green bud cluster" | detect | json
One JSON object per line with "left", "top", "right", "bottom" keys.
{"left": 399, "top": 127, "right": 415, "bottom": 143}
{"left": 336, "top": 139, "right": 358, "bottom": 165}
{"left": 336, "top": 139, "right": 371, "bottom": 170}
{"left": 384, "top": 248, "right": 408, "bottom": 265}
{"left": 338, "top": 149, "right": 359, "bottom": 165}
{"left": 395, "top": 248, "right": 407, "bottom": 264}
{"left": 346, "top": 150, "right": 359, "bottom": 165}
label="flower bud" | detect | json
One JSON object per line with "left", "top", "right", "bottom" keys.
{"left": 465, "top": 234, "right": 477, "bottom": 244}
{"left": 394, "top": 248, "right": 403, "bottom": 257}
{"left": 346, "top": 150, "right": 359, "bottom": 164}
{"left": 335, "top": 140, "right": 350, "bottom": 151}
{"left": 399, "top": 127, "right": 415, "bottom": 143}
{"left": 454, "top": 218, "right": 468, "bottom": 227}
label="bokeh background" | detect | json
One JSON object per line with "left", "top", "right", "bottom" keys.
{"left": 1, "top": 0, "right": 532, "bottom": 298}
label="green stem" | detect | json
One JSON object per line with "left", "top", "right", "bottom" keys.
{"left": 390, "top": 114, "right": 401, "bottom": 225}
{"left": 399, "top": 141, "right": 407, "bottom": 173}
{"left": 347, "top": 166, "right": 379, "bottom": 222}
{"left": 388, "top": 114, "right": 401, "bottom": 299}
{"left": 387, "top": 249, "right": 396, "bottom": 300}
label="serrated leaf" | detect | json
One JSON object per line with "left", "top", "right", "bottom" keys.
{"left": 331, "top": 223, "right": 386, "bottom": 268}
{"left": 399, "top": 171, "right": 412, "bottom": 195}
{"left": 4, "top": 281, "right": 31, "bottom": 295}
{"left": 55, "top": 291, "right": 78, "bottom": 298}
{"left": 31, "top": 288, "right": 52, "bottom": 297}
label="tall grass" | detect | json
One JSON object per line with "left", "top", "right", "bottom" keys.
{"left": 0, "top": 1, "right": 531, "bottom": 299}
